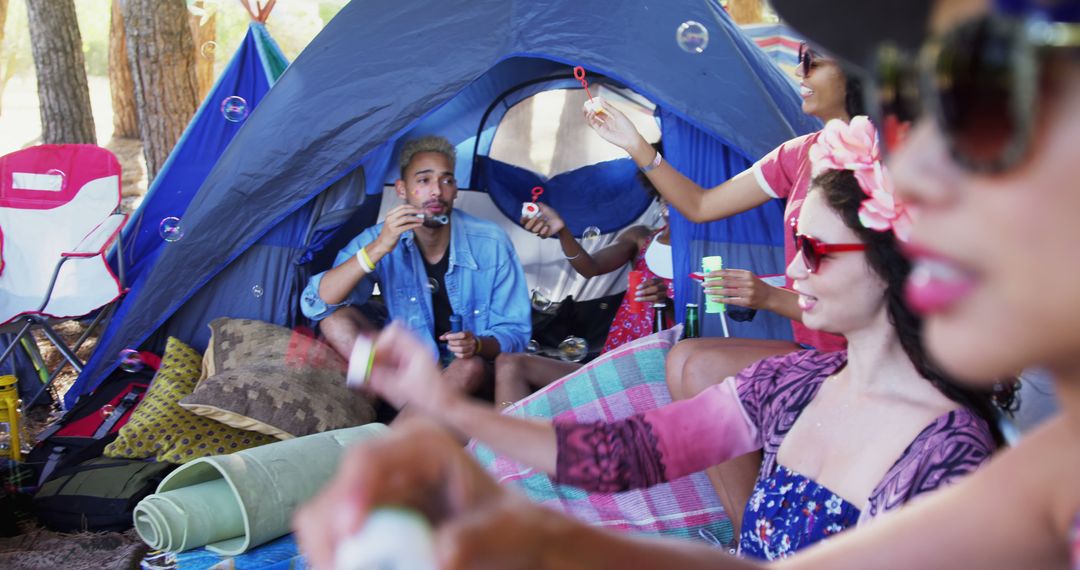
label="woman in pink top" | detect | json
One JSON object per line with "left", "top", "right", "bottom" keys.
{"left": 583, "top": 42, "right": 864, "bottom": 533}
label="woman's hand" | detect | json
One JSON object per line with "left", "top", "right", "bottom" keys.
{"left": 635, "top": 277, "right": 670, "bottom": 305}
{"left": 294, "top": 419, "right": 533, "bottom": 570}
{"left": 364, "top": 323, "right": 456, "bottom": 414}
{"left": 582, "top": 98, "right": 646, "bottom": 152}
{"left": 521, "top": 203, "right": 566, "bottom": 239}
{"left": 702, "top": 269, "right": 776, "bottom": 310}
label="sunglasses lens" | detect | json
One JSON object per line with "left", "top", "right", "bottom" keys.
{"left": 932, "top": 18, "right": 1020, "bottom": 168}
{"left": 794, "top": 232, "right": 819, "bottom": 273}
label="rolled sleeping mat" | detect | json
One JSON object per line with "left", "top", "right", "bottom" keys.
{"left": 134, "top": 423, "right": 389, "bottom": 556}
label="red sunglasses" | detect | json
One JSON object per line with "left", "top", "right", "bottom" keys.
{"left": 792, "top": 223, "right": 866, "bottom": 273}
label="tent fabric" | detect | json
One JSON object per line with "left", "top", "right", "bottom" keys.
{"left": 119, "top": 23, "right": 287, "bottom": 286}
{"left": 478, "top": 157, "right": 654, "bottom": 237}
{"left": 68, "top": 0, "right": 817, "bottom": 407}
{"left": 661, "top": 109, "right": 800, "bottom": 341}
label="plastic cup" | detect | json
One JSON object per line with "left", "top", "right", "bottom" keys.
{"left": 627, "top": 270, "right": 646, "bottom": 314}
{"left": 702, "top": 256, "right": 725, "bottom": 314}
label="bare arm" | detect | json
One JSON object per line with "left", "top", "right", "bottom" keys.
{"left": 318, "top": 204, "right": 423, "bottom": 304}
{"left": 440, "top": 393, "right": 558, "bottom": 473}
{"left": 522, "top": 204, "right": 644, "bottom": 278}
{"left": 585, "top": 101, "right": 772, "bottom": 223}
{"left": 557, "top": 225, "right": 648, "bottom": 278}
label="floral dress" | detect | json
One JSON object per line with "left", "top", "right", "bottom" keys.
{"left": 553, "top": 350, "right": 997, "bottom": 560}
{"left": 602, "top": 229, "right": 674, "bottom": 353}
{"left": 740, "top": 465, "right": 860, "bottom": 559}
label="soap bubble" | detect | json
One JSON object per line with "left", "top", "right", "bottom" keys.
{"left": 676, "top": 21, "right": 709, "bottom": 53}
{"left": 557, "top": 336, "right": 588, "bottom": 363}
{"left": 527, "top": 339, "right": 540, "bottom": 354}
{"left": 118, "top": 349, "right": 144, "bottom": 373}
{"left": 45, "top": 168, "right": 66, "bottom": 191}
{"left": 582, "top": 226, "right": 601, "bottom": 241}
{"left": 201, "top": 41, "right": 217, "bottom": 58}
{"left": 427, "top": 277, "right": 440, "bottom": 294}
{"left": 252, "top": 285, "right": 264, "bottom": 298}
{"left": 100, "top": 404, "right": 116, "bottom": 419}
{"left": 530, "top": 287, "right": 553, "bottom": 312}
{"left": 159, "top": 217, "right": 184, "bottom": 242}
{"left": 221, "top": 96, "right": 250, "bottom": 123}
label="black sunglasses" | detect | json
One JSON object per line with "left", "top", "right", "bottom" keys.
{"left": 869, "top": 15, "right": 1080, "bottom": 172}
{"left": 797, "top": 42, "right": 826, "bottom": 78}
{"left": 792, "top": 222, "right": 867, "bottom": 274}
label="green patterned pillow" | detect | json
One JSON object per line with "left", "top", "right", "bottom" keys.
{"left": 104, "top": 337, "right": 276, "bottom": 463}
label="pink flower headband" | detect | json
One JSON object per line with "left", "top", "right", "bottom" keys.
{"left": 808, "top": 116, "right": 912, "bottom": 242}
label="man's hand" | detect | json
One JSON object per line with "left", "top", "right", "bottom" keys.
{"left": 371, "top": 204, "right": 424, "bottom": 255}
{"left": 364, "top": 323, "right": 455, "bottom": 414}
{"left": 520, "top": 203, "right": 566, "bottom": 239}
{"left": 634, "top": 277, "right": 670, "bottom": 305}
{"left": 439, "top": 330, "right": 481, "bottom": 360}
{"left": 702, "top": 269, "right": 776, "bottom": 310}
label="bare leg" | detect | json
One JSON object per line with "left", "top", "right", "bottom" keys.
{"left": 443, "top": 356, "right": 495, "bottom": 400}
{"left": 666, "top": 337, "right": 801, "bottom": 540}
{"left": 493, "top": 353, "right": 582, "bottom": 407}
{"left": 317, "top": 306, "right": 379, "bottom": 359}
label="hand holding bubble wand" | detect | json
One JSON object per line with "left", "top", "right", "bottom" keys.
{"left": 574, "top": 66, "right": 606, "bottom": 116}
{"left": 521, "top": 186, "right": 545, "bottom": 219}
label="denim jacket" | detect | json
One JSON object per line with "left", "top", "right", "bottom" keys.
{"left": 301, "top": 209, "right": 531, "bottom": 357}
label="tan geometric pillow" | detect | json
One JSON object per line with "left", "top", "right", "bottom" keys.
{"left": 104, "top": 337, "right": 276, "bottom": 463}
{"left": 179, "top": 318, "right": 376, "bottom": 440}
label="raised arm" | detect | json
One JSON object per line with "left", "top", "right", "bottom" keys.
{"left": 584, "top": 101, "right": 772, "bottom": 223}
{"left": 521, "top": 203, "right": 645, "bottom": 278}
{"left": 317, "top": 204, "right": 423, "bottom": 304}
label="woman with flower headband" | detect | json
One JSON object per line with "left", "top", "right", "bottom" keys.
{"left": 311, "top": 118, "right": 1009, "bottom": 562}
{"left": 583, "top": 41, "right": 864, "bottom": 533}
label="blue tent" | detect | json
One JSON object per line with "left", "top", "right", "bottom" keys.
{"left": 119, "top": 23, "right": 289, "bottom": 285}
{"left": 68, "top": 0, "right": 818, "bottom": 407}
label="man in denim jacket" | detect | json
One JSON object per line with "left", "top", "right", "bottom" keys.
{"left": 301, "top": 136, "right": 531, "bottom": 398}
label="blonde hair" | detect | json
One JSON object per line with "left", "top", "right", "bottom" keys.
{"left": 399, "top": 136, "right": 456, "bottom": 178}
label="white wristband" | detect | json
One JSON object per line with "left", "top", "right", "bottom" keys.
{"left": 640, "top": 150, "right": 662, "bottom": 173}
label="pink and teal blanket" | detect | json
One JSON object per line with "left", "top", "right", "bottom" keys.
{"left": 469, "top": 328, "right": 734, "bottom": 545}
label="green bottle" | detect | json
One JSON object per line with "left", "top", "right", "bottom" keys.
{"left": 684, "top": 303, "right": 700, "bottom": 339}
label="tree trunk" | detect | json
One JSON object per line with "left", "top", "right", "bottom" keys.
{"left": 0, "top": 0, "right": 9, "bottom": 49}
{"left": 25, "top": 0, "right": 97, "bottom": 144}
{"left": 123, "top": 0, "right": 199, "bottom": 182}
{"left": 188, "top": 1, "right": 217, "bottom": 100}
{"left": 109, "top": 0, "right": 138, "bottom": 138}
{"left": 727, "top": 0, "right": 764, "bottom": 25}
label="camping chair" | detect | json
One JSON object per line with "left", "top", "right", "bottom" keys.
{"left": 0, "top": 145, "right": 127, "bottom": 408}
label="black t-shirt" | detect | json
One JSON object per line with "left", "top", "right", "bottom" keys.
{"left": 423, "top": 252, "right": 453, "bottom": 338}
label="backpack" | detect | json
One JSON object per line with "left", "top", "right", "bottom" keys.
{"left": 25, "top": 365, "right": 155, "bottom": 488}
{"left": 33, "top": 456, "right": 175, "bottom": 532}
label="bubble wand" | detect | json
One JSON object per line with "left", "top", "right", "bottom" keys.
{"left": 521, "top": 186, "right": 545, "bottom": 219}
{"left": 574, "top": 66, "right": 606, "bottom": 115}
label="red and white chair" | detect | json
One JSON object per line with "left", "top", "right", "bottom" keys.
{"left": 0, "top": 145, "right": 127, "bottom": 406}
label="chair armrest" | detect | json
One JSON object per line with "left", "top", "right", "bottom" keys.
{"left": 62, "top": 213, "right": 128, "bottom": 258}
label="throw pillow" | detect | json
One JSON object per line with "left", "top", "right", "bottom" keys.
{"left": 179, "top": 318, "right": 375, "bottom": 439}
{"left": 104, "top": 337, "right": 276, "bottom": 463}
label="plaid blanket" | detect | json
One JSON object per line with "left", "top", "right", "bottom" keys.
{"left": 469, "top": 327, "right": 734, "bottom": 545}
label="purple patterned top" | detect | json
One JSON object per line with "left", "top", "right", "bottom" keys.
{"left": 555, "top": 350, "right": 996, "bottom": 528}
{"left": 1072, "top": 512, "right": 1080, "bottom": 570}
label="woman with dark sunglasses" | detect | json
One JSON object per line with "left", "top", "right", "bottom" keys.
{"left": 581, "top": 38, "right": 866, "bottom": 537}
{"left": 295, "top": 2, "right": 1080, "bottom": 569}
{"left": 296, "top": 119, "right": 1009, "bottom": 565}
